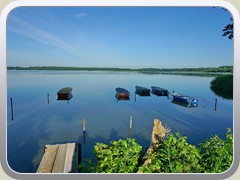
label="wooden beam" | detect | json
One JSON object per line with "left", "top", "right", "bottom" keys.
{"left": 36, "top": 145, "right": 59, "bottom": 173}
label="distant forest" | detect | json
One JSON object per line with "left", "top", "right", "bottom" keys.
{"left": 7, "top": 66, "right": 233, "bottom": 73}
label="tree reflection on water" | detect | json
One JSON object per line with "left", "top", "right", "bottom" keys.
{"left": 210, "top": 75, "right": 233, "bottom": 100}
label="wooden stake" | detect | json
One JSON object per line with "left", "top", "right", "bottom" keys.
{"left": 82, "top": 119, "right": 86, "bottom": 132}
{"left": 214, "top": 98, "right": 218, "bottom": 111}
{"left": 130, "top": 116, "right": 132, "bottom": 129}
{"left": 10, "top": 98, "right": 14, "bottom": 120}
{"left": 47, "top": 93, "right": 50, "bottom": 104}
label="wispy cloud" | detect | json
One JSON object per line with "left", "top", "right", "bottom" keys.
{"left": 7, "top": 15, "right": 77, "bottom": 55}
{"left": 74, "top": 13, "right": 89, "bottom": 18}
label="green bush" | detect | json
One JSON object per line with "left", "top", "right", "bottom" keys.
{"left": 139, "top": 133, "right": 202, "bottom": 173}
{"left": 89, "top": 138, "right": 142, "bottom": 173}
{"left": 199, "top": 128, "right": 233, "bottom": 173}
{"left": 80, "top": 129, "right": 233, "bottom": 173}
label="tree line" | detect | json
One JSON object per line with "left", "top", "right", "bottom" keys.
{"left": 7, "top": 65, "right": 233, "bottom": 73}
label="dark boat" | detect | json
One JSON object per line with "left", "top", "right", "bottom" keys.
{"left": 57, "top": 87, "right": 73, "bottom": 100}
{"left": 151, "top": 86, "right": 169, "bottom": 96}
{"left": 135, "top": 85, "right": 151, "bottom": 96}
{"left": 171, "top": 92, "right": 198, "bottom": 105}
{"left": 115, "top": 88, "right": 130, "bottom": 100}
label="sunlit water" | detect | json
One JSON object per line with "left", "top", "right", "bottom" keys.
{"left": 7, "top": 70, "right": 233, "bottom": 173}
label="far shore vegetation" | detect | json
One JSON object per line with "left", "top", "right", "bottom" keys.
{"left": 7, "top": 65, "right": 233, "bottom": 74}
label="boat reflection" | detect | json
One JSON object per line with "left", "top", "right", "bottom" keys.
{"left": 115, "top": 94, "right": 130, "bottom": 102}
{"left": 151, "top": 91, "right": 169, "bottom": 98}
{"left": 57, "top": 94, "right": 73, "bottom": 101}
{"left": 171, "top": 99, "right": 198, "bottom": 108}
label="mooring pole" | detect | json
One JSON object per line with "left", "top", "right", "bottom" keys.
{"left": 214, "top": 98, "right": 218, "bottom": 111}
{"left": 83, "top": 119, "right": 86, "bottom": 144}
{"left": 130, "top": 116, "right": 132, "bottom": 129}
{"left": 82, "top": 119, "right": 86, "bottom": 132}
{"left": 83, "top": 131, "right": 86, "bottom": 144}
{"left": 47, "top": 93, "right": 50, "bottom": 104}
{"left": 134, "top": 93, "right": 136, "bottom": 102}
{"left": 10, "top": 98, "right": 14, "bottom": 120}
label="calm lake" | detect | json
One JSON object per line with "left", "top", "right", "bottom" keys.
{"left": 7, "top": 70, "right": 233, "bottom": 173}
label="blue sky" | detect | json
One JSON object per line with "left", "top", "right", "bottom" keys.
{"left": 7, "top": 7, "right": 233, "bottom": 68}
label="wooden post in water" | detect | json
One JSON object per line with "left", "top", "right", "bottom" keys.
{"left": 134, "top": 93, "right": 136, "bottom": 102}
{"left": 214, "top": 98, "right": 218, "bottom": 111}
{"left": 47, "top": 93, "right": 50, "bottom": 104}
{"left": 82, "top": 119, "right": 86, "bottom": 144}
{"left": 82, "top": 119, "right": 86, "bottom": 132}
{"left": 129, "top": 116, "right": 133, "bottom": 138}
{"left": 10, "top": 98, "right": 14, "bottom": 120}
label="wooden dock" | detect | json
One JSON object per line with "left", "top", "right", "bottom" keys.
{"left": 37, "top": 143, "right": 80, "bottom": 173}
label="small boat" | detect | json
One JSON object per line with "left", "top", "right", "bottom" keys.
{"left": 151, "top": 86, "right": 169, "bottom": 96}
{"left": 115, "top": 87, "right": 130, "bottom": 100}
{"left": 171, "top": 92, "right": 198, "bottom": 105}
{"left": 135, "top": 85, "right": 151, "bottom": 96}
{"left": 57, "top": 87, "right": 73, "bottom": 100}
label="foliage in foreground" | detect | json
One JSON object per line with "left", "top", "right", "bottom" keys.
{"left": 80, "top": 129, "right": 233, "bottom": 173}
{"left": 198, "top": 128, "right": 233, "bottom": 173}
{"left": 139, "top": 133, "right": 202, "bottom": 173}
{"left": 140, "top": 129, "right": 233, "bottom": 173}
{"left": 85, "top": 138, "right": 142, "bottom": 173}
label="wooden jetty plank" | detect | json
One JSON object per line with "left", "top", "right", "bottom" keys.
{"left": 37, "top": 145, "right": 59, "bottom": 173}
{"left": 52, "top": 144, "right": 68, "bottom": 173}
{"left": 63, "top": 143, "right": 78, "bottom": 173}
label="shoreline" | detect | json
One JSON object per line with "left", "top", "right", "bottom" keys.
{"left": 7, "top": 66, "right": 233, "bottom": 75}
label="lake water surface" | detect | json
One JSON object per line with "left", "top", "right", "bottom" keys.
{"left": 7, "top": 70, "right": 233, "bottom": 173}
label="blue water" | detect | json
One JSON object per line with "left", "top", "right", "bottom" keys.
{"left": 7, "top": 70, "right": 233, "bottom": 173}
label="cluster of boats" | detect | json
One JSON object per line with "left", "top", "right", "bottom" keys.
{"left": 115, "top": 85, "right": 198, "bottom": 106}
{"left": 56, "top": 86, "right": 198, "bottom": 107}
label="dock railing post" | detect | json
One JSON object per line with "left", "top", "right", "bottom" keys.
{"left": 10, "top": 98, "right": 14, "bottom": 120}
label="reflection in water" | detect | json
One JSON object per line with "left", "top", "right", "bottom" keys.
{"left": 171, "top": 99, "right": 198, "bottom": 108}
{"left": 210, "top": 75, "right": 233, "bottom": 100}
{"left": 57, "top": 94, "right": 73, "bottom": 101}
{"left": 10, "top": 97, "right": 14, "bottom": 120}
{"left": 134, "top": 91, "right": 151, "bottom": 102}
{"left": 151, "top": 91, "right": 169, "bottom": 99}
{"left": 7, "top": 71, "right": 233, "bottom": 173}
{"left": 115, "top": 94, "right": 130, "bottom": 101}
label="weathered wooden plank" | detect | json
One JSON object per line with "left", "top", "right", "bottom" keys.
{"left": 52, "top": 144, "right": 68, "bottom": 173}
{"left": 63, "top": 143, "right": 78, "bottom": 173}
{"left": 36, "top": 145, "right": 59, "bottom": 173}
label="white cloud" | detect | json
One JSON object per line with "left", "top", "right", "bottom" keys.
{"left": 7, "top": 15, "right": 83, "bottom": 58}
{"left": 74, "top": 13, "right": 89, "bottom": 18}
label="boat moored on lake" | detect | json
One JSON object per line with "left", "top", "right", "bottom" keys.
{"left": 171, "top": 92, "right": 198, "bottom": 105}
{"left": 151, "top": 86, "right": 169, "bottom": 96}
{"left": 135, "top": 85, "right": 151, "bottom": 96}
{"left": 57, "top": 87, "right": 73, "bottom": 100}
{"left": 115, "top": 87, "right": 130, "bottom": 100}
